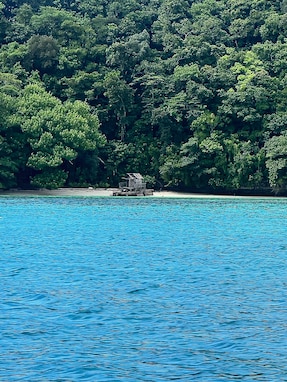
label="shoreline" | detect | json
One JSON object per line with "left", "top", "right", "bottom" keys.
{"left": 0, "top": 187, "right": 281, "bottom": 199}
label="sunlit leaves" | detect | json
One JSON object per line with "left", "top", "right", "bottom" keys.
{"left": 17, "top": 83, "right": 105, "bottom": 187}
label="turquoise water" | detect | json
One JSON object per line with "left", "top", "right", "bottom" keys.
{"left": 1, "top": 197, "right": 287, "bottom": 381}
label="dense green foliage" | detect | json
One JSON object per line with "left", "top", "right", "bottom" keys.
{"left": 1, "top": 0, "right": 287, "bottom": 191}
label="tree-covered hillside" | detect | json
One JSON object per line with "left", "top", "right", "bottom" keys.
{"left": 1, "top": 0, "right": 287, "bottom": 192}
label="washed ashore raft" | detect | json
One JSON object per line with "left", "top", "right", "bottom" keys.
{"left": 112, "top": 173, "right": 153, "bottom": 196}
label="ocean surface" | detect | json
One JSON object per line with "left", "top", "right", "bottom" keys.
{"left": 0, "top": 197, "right": 287, "bottom": 381}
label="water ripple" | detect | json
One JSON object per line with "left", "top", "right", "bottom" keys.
{"left": 1, "top": 197, "right": 287, "bottom": 380}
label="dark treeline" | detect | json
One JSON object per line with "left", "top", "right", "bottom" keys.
{"left": 1, "top": 0, "right": 287, "bottom": 192}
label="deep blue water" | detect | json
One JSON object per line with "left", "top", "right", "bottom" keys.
{"left": 1, "top": 197, "right": 287, "bottom": 381}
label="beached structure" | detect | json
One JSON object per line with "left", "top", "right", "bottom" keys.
{"left": 113, "top": 173, "right": 153, "bottom": 196}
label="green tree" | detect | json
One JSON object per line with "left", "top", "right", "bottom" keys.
{"left": 5, "top": 4, "right": 33, "bottom": 43}
{"left": 0, "top": 72, "right": 27, "bottom": 188}
{"left": 160, "top": 132, "right": 227, "bottom": 190}
{"left": 265, "top": 134, "right": 287, "bottom": 189}
{"left": 25, "top": 35, "right": 59, "bottom": 74}
{"left": 17, "top": 83, "right": 105, "bottom": 188}
{"left": 103, "top": 70, "right": 134, "bottom": 141}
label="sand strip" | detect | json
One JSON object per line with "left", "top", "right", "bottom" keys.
{"left": 0, "top": 187, "right": 273, "bottom": 198}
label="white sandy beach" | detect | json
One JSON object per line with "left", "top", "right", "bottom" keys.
{"left": 0, "top": 187, "right": 268, "bottom": 198}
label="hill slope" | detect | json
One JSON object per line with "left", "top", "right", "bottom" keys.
{"left": 1, "top": 0, "right": 287, "bottom": 192}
